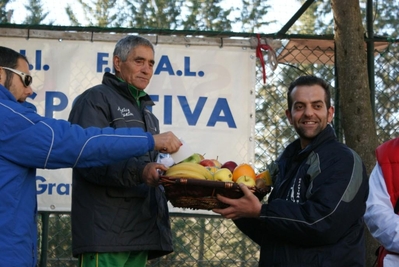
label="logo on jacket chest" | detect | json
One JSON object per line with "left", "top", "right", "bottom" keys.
{"left": 287, "top": 177, "right": 302, "bottom": 203}
{"left": 118, "top": 106, "right": 134, "bottom": 117}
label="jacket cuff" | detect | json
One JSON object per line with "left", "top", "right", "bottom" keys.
{"left": 146, "top": 132, "right": 155, "bottom": 151}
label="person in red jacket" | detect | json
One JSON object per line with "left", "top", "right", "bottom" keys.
{"left": 364, "top": 138, "right": 399, "bottom": 267}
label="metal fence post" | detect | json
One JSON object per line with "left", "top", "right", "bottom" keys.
{"left": 39, "top": 212, "right": 49, "bottom": 267}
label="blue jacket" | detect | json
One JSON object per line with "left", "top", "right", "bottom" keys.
{"left": 0, "top": 85, "right": 156, "bottom": 267}
{"left": 234, "top": 125, "right": 369, "bottom": 266}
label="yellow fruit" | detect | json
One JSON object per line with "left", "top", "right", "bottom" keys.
{"left": 213, "top": 168, "right": 233, "bottom": 182}
{"left": 165, "top": 162, "right": 213, "bottom": 180}
{"left": 165, "top": 169, "right": 207, "bottom": 180}
{"left": 236, "top": 175, "right": 256, "bottom": 187}
{"left": 206, "top": 166, "right": 220, "bottom": 174}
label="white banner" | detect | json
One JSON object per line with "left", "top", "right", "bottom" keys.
{"left": 0, "top": 36, "right": 256, "bottom": 213}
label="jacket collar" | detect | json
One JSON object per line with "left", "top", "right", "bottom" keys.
{"left": 101, "top": 72, "right": 155, "bottom": 107}
{"left": 0, "top": 84, "right": 17, "bottom": 102}
{"left": 283, "top": 124, "right": 337, "bottom": 160}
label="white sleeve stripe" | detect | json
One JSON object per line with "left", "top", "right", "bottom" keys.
{"left": 1, "top": 102, "right": 148, "bottom": 169}
{"left": 72, "top": 135, "right": 148, "bottom": 168}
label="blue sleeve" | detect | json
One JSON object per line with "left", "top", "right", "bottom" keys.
{"left": 0, "top": 103, "right": 154, "bottom": 169}
{"left": 67, "top": 88, "right": 154, "bottom": 187}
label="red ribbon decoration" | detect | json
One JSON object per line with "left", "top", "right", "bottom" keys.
{"left": 256, "top": 33, "right": 273, "bottom": 84}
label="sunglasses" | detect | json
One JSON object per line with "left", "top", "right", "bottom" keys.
{"left": 1, "top": 67, "right": 33, "bottom": 87}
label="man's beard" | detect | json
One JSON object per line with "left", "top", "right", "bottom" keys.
{"left": 4, "top": 74, "right": 12, "bottom": 91}
{"left": 296, "top": 124, "right": 324, "bottom": 144}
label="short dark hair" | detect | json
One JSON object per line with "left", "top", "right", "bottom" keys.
{"left": 287, "top": 75, "right": 331, "bottom": 111}
{"left": 0, "top": 46, "right": 30, "bottom": 89}
{"left": 0, "top": 46, "right": 29, "bottom": 69}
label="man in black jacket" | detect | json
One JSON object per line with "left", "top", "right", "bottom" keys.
{"left": 213, "top": 75, "right": 369, "bottom": 266}
{"left": 68, "top": 36, "right": 172, "bottom": 267}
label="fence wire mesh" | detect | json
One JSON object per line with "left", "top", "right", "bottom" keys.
{"left": 37, "top": 213, "right": 260, "bottom": 267}
{"left": 37, "top": 37, "right": 399, "bottom": 266}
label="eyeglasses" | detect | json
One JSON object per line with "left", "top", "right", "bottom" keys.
{"left": 1, "top": 67, "right": 33, "bottom": 87}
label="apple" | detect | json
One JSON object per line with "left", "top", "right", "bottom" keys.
{"left": 205, "top": 166, "right": 220, "bottom": 180}
{"left": 221, "top": 160, "right": 238, "bottom": 173}
{"left": 206, "top": 166, "right": 219, "bottom": 174}
{"left": 182, "top": 153, "right": 203, "bottom": 164}
{"left": 211, "top": 159, "right": 222, "bottom": 168}
{"left": 213, "top": 168, "right": 233, "bottom": 182}
{"left": 199, "top": 159, "right": 216, "bottom": 167}
{"left": 236, "top": 175, "right": 256, "bottom": 187}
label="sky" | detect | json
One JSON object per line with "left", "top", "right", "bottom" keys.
{"left": 6, "top": 0, "right": 301, "bottom": 34}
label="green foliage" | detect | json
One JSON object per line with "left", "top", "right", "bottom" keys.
{"left": 125, "top": 0, "right": 185, "bottom": 29}
{"left": 24, "top": 0, "right": 52, "bottom": 25}
{"left": 65, "top": 5, "right": 80, "bottom": 26}
{"left": 290, "top": 0, "right": 333, "bottom": 35}
{"left": 0, "top": 0, "right": 276, "bottom": 32}
{"left": 238, "top": 0, "right": 273, "bottom": 33}
{"left": 362, "top": 0, "right": 399, "bottom": 37}
{"left": 0, "top": 0, "right": 12, "bottom": 24}
{"left": 181, "top": 0, "right": 233, "bottom": 31}
{"left": 62, "top": 0, "right": 272, "bottom": 32}
{"left": 66, "top": 0, "right": 120, "bottom": 27}
{"left": 124, "top": 0, "right": 235, "bottom": 31}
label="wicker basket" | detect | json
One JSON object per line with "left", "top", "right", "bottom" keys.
{"left": 160, "top": 176, "right": 271, "bottom": 210}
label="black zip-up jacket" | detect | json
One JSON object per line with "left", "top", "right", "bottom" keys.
{"left": 68, "top": 72, "right": 173, "bottom": 259}
{"left": 234, "top": 125, "right": 368, "bottom": 266}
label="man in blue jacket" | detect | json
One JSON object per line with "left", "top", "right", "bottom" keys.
{"left": 0, "top": 46, "right": 181, "bottom": 267}
{"left": 213, "top": 75, "right": 369, "bottom": 266}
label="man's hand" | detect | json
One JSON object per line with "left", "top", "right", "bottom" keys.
{"left": 141, "top": 162, "right": 168, "bottom": 187}
{"left": 153, "top": 131, "right": 181, "bottom": 153}
{"left": 212, "top": 183, "right": 262, "bottom": 220}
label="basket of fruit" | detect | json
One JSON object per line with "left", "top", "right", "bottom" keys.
{"left": 159, "top": 156, "right": 272, "bottom": 210}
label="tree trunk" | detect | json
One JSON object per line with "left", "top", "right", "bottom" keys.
{"left": 331, "top": 1, "right": 380, "bottom": 266}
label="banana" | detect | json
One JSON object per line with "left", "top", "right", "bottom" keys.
{"left": 165, "top": 162, "right": 213, "bottom": 180}
{"left": 164, "top": 169, "right": 207, "bottom": 180}
{"left": 178, "top": 162, "right": 214, "bottom": 180}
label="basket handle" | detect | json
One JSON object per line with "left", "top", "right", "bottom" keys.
{"left": 182, "top": 178, "right": 239, "bottom": 189}
{"left": 160, "top": 176, "right": 240, "bottom": 190}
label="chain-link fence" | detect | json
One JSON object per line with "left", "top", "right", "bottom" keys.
{"left": 374, "top": 41, "right": 399, "bottom": 142}
{"left": 33, "top": 34, "right": 399, "bottom": 266}
{"left": 38, "top": 213, "right": 260, "bottom": 267}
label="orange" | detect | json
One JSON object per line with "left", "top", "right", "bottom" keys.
{"left": 256, "top": 170, "right": 272, "bottom": 186}
{"left": 232, "top": 163, "right": 256, "bottom": 182}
